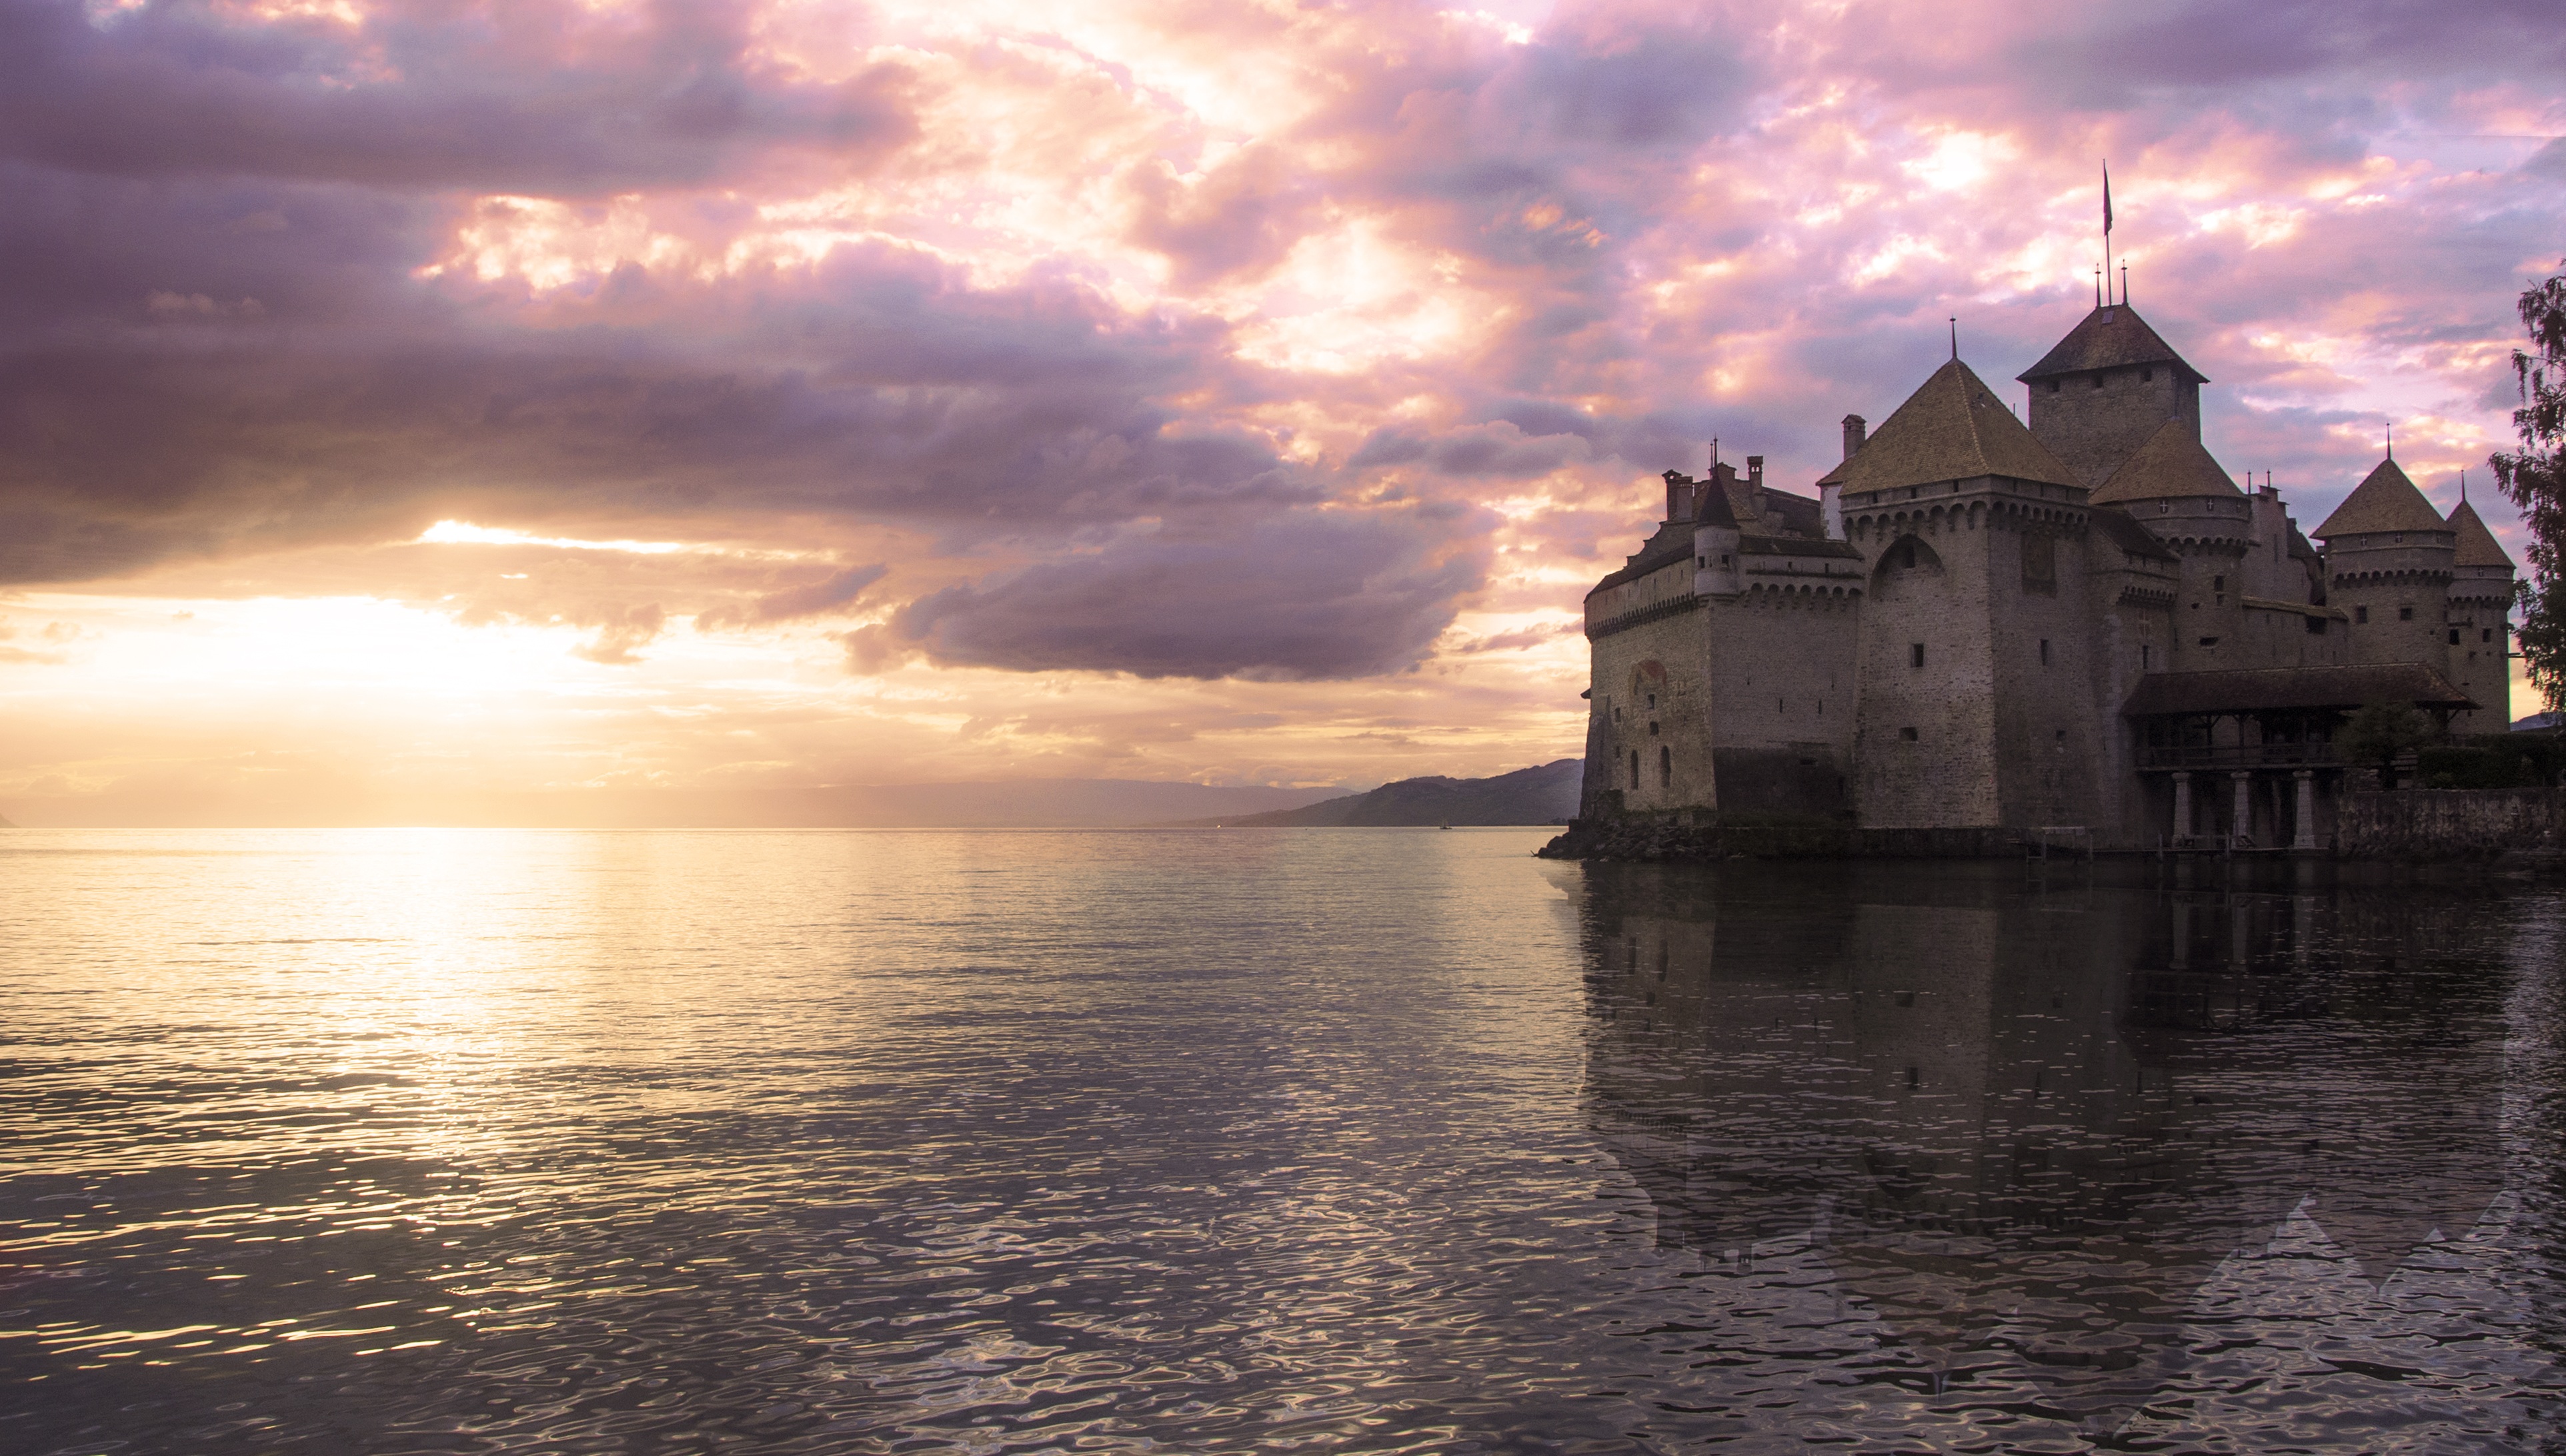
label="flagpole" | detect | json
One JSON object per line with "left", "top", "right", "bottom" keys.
{"left": 2103, "top": 160, "right": 2114, "bottom": 305}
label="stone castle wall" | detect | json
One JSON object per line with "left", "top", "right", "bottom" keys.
{"left": 1704, "top": 585, "right": 1858, "bottom": 815}
{"left": 2335, "top": 787, "right": 2566, "bottom": 860}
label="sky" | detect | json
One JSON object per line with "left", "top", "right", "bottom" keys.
{"left": 1, "top": 0, "right": 2561, "bottom": 824}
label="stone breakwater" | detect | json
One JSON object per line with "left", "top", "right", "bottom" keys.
{"left": 2335, "top": 787, "right": 2566, "bottom": 861}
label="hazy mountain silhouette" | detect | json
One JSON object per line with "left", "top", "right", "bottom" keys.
{"left": 1164, "top": 760, "right": 1580, "bottom": 827}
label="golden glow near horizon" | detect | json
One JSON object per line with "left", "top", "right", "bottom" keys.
{"left": 3, "top": 0, "right": 2559, "bottom": 822}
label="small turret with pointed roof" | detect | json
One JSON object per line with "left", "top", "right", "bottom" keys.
{"left": 2445, "top": 490, "right": 2516, "bottom": 733}
{"left": 2315, "top": 457, "right": 2455, "bottom": 672}
{"left": 2018, "top": 302, "right": 2208, "bottom": 491}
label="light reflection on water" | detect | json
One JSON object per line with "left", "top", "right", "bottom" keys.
{"left": 0, "top": 829, "right": 2557, "bottom": 1453}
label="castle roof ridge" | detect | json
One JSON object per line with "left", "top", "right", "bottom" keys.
{"left": 2312, "top": 458, "right": 2452, "bottom": 539}
{"left": 2447, "top": 497, "right": 2515, "bottom": 569}
{"left": 1815, "top": 358, "right": 2076, "bottom": 492}
{"left": 2087, "top": 419, "right": 2244, "bottom": 505}
{"left": 2016, "top": 302, "right": 2206, "bottom": 385}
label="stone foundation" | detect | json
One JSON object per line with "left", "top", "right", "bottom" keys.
{"left": 2335, "top": 787, "right": 2566, "bottom": 861}
{"left": 1536, "top": 815, "right": 2023, "bottom": 862}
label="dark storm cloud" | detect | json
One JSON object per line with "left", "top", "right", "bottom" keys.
{"left": 0, "top": 0, "right": 914, "bottom": 191}
{"left": 889, "top": 509, "right": 1486, "bottom": 680}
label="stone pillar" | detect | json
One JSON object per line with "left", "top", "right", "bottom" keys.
{"left": 2173, "top": 772, "right": 2192, "bottom": 844}
{"left": 2293, "top": 770, "right": 2318, "bottom": 851}
{"left": 2231, "top": 771, "right": 2253, "bottom": 847}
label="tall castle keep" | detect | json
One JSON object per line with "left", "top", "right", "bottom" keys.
{"left": 1576, "top": 301, "right": 2515, "bottom": 851}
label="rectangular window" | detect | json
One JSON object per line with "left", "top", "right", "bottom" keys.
{"left": 2399, "top": 606, "right": 2414, "bottom": 621}
{"left": 2484, "top": 629, "right": 2496, "bottom": 643}
{"left": 2213, "top": 575, "right": 2225, "bottom": 592}
{"left": 2307, "top": 616, "right": 2327, "bottom": 635}
{"left": 2039, "top": 639, "right": 2050, "bottom": 665}
{"left": 1899, "top": 726, "right": 1918, "bottom": 741}
{"left": 1910, "top": 643, "right": 1925, "bottom": 668}
{"left": 2357, "top": 606, "right": 2369, "bottom": 624}
{"left": 2450, "top": 629, "right": 2463, "bottom": 645}
{"left": 2199, "top": 636, "right": 2219, "bottom": 647}
{"left": 2142, "top": 645, "right": 2151, "bottom": 669}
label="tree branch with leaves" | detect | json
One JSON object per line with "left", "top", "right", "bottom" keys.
{"left": 2493, "top": 263, "right": 2566, "bottom": 717}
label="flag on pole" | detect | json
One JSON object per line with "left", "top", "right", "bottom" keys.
{"left": 2103, "top": 161, "right": 2113, "bottom": 235}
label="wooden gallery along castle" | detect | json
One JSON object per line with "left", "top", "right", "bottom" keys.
{"left": 1574, "top": 299, "right": 2515, "bottom": 853}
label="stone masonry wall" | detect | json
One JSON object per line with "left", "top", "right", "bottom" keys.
{"left": 1705, "top": 584, "right": 1859, "bottom": 815}
{"left": 2335, "top": 787, "right": 2566, "bottom": 859}
{"left": 1852, "top": 501, "right": 2001, "bottom": 828}
{"left": 1584, "top": 561, "right": 1715, "bottom": 817}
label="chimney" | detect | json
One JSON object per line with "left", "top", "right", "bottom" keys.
{"left": 1842, "top": 415, "right": 1867, "bottom": 461}
{"left": 1663, "top": 469, "right": 1695, "bottom": 522}
{"left": 1746, "top": 455, "right": 1764, "bottom": 491}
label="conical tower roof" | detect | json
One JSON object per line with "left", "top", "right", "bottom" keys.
{"left": 2017, "top": 303, "right": 2207, "bottom": 385}
{"left": 2089, "top": 419, "right": 2244, "bottom": 505}
{"left": 2313, "top": 459, "right": 2451, "bottom": 538}
{"left": 2447, "top": 498, "right": 2514, "bottom": 569}
{"left": 1817, "top": 359, "right": 2076, "bottom": 492}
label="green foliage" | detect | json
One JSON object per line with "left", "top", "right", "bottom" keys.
{"left": 2416, "top": 732, "right": 2566, "bottom": 789}
{"left": 2338, "top": 701, "right": 2434, "bottom": 787}
{"left": 2493, "top": 264, "right": 2566, "bottom": 714}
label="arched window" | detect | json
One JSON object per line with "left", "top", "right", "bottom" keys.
{"left": 1658, "top": 746, "right": 1672, "bottom": 787}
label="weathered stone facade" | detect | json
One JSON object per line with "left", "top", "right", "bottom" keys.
{"left": 1562, "top": 302, "right": 2514, "bottom": 855}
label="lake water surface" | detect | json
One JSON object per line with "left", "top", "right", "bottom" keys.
{"left": 1, "top": 829, "right": 2560, "bottom": 1453}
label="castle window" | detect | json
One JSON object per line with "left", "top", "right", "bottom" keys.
{"left": 1778, "top": 697, "right": 1785, "bottom": 715}
{"left": 2048, "top": 379, "right": 2061, "bottom": 393}
{"left": 2357, "top": 607, "right": 2370, "bottom": 623}
{"left": 1900, "top": 727, "right": 1919, "bottom": 741}
{"left": 2307, "top": 617, "right": 2327, "bottom": 635}
{"left": 2039, "top": 638, "right": 2050, "bottom": 665}
{"left": 2450, "top": 629, "right": 2462, "bottom": 645}
{"left": 2213, "top": 575, "right": 2224, "bottom": 592}
{"left": 2484, "top": 629, "right": 2495, "bottom": 643}
{"left": 2199, "top": 637, "right": 2219, "bottom": 647}
{"left": 1648, "top": 721, "right": 1658, "bottom": 735}
{"left": 1659, "top": 746, "right": 1671, "bottom": 787}
{"left": 2399, "top": 606, "right": 2413, "bottom": 621}
{"left": 1646, "top": 693, "right": 1656, "bottom": 710}
{"left": 2393, "top": 533, "right": 2404, "bottom": 544}
{"left": 1910, "top": 643, "right": 1926, "bottom": 668}
{"left": 2093, "top": 372, "right": 2105, "bottom": 389}
{"left": 2142, "top": 367, "right": 2154, "bottom": 383}
{"left": 2142, "top": 645, "right": 2151, "bottom": 668}
{"left": 1630, "top": 751, "right": 1640, "bottom": 787}
{"left": 1697, "top": 555, "right": 1706, "bottom": 568}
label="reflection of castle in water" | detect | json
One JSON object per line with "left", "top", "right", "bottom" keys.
{"left": 1578, "top": 862, "right": 2522, "bottom": 1419}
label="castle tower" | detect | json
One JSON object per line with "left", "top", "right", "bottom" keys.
{"left": 2445, "top": 496, "right": 2516, "bottom": 733}
{"left": 2017, "top": 304, "right": 2208, "bottom": 491}
{"left": 2312, "top": 459, "right": 2455, "bottom": 677}
{"left": 1819, "top": 359, "right": 2099, "bottom": 830}
{"left": 2087, "top": 420, "right": 2253, "bottom": 671}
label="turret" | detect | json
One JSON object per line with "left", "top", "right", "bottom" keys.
{"left": 2446, "top": 493, "right": 2516, "bottom": 733}
{"left": 2312, "top": 459, "right": 2456, "bottom": 675}
{"left": 1692, "top": 467, "right": 1742, "bottom": 597}
{"left": 2087, "top": 419, "right": 2251, "bottom": 669}
{"left": 2017, "top": 303, "right": 2208, "bottom": 491}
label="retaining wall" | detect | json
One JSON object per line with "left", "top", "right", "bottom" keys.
{"left": 2335, "top": 787, "right": 2566, "bottom": 861}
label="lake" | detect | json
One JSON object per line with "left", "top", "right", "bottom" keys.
{"left": 1, "top": 829, "right": 2559, "bottom": 1453}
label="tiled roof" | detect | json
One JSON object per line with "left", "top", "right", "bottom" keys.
{"left": 2083, "top": 420, "right": 2247, "bottom": 505}
{"left": 1737, "top": 534, "right": 1864, "bottom": 559}
{"left": 1816, "top": 359, "right": 2077, "bottom": 491}
{"left": 2448, "top": 498, "right": 2515, "bottom": 569}
{"left": 2088, "top": 507, "right": 2178, "bottom": 561}
{"left": 2015, "top": 303, "right": 2207, "bottom": 384}
{"left": 2087, "top": 419, "right": 2243, "bottom": 504}
{"left": 1588, "top": 517, "right": 1695, "bottom": 594}
{"left": 2312, "top": 458, "right": 2451, "bottom": 538}
{"left": 2121, "top": 663, "right": 2476, "bottom": 717}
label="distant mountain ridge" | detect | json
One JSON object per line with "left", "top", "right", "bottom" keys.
{"left": 1166, "top": 760, "right": 1581, "bottom": 827}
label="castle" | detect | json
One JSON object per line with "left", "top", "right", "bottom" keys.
{"left": 1576, "top": 299, "right": 2515, "bottom": 851}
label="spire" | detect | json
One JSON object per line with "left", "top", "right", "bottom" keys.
{"left": 2447, "top": 496, "right": 2514, "bottom": 569}
{"left": 2017, "top": 301, "right": 2206, "bottom": 385}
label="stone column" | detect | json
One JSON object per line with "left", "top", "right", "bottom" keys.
{"left": 2231, "top": 771, "right": 2253, "bottom": 847}
{"left": 2173, "top": 772, "right": 2192, "bottom": 844}
{"left": 2293, "top": 770, "right": 2318, "bottom": 851}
